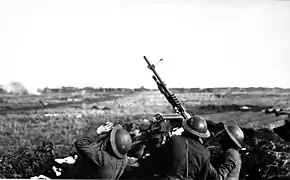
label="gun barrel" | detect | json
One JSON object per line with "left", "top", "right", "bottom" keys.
{"left": 143, "top": 56, "right": 166, "bottom": 85}
{"left": 143, "top": 56, "right": 151, "bottom": 67}
{"left": 143, "top": 56, "right": 188, "bottom": 119}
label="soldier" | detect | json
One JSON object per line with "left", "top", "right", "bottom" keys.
{"left": 138, "top": 115, "right": 213, "bottom": 180}
{"left": 71, "top": 122, "right": 132, "bottom": 180}
{"left": 208, "top": 125, "right": 245, "bottom": 180}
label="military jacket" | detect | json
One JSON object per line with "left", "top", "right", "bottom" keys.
{"left": 146, "top": 135, "right": 213, "bottom": 180}
{"left": 208, "top": 148, "right": 242, "bottom": 180}
{"left": 72, "top": 129, "right": 128, "bottom": 180}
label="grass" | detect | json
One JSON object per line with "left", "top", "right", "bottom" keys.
{"left": 1, "top": 89, "right": 290, "bottom": 151}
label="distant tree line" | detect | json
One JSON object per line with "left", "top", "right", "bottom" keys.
{"left": 1, "top": 85, "right": 290, "bottom": 95}
{"left": 39, "top": 86, "right": 153, "bottom": 94}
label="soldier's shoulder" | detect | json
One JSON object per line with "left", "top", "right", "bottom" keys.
{"left": 188, "top": 139, "right": 211, "bottom": 157}
{"left": 201, "top": 146, "right": 211, "bottom": 157}
{"left": 225, "top": 148, "right": 239, "bottom": 155}
{"left": 170, "top": 135, "right": 186, "bottom": 144}
{"left": 171, "top": 135, "right": 183, "bottom": 140}
{"left": 168, "top": 135, "right": 186, "bottom": 147}
{"left": 224, "top": 149, "right": 241, "bottom": 159}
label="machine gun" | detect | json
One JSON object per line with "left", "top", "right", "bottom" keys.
{"left": 126, "top": 113, "right": 185, "bottom": 161}
{"left": 143, "top": 56, "right": 191, "bottom": 120}
{"left": 133, "top": 56, "right": 193, "bottom": 141}
{"left": 125, "top": 57, "right": 194, "bottom": 166}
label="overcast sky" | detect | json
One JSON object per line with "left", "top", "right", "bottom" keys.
{"left": 0, "top": 0, "right": 289, "bottom": 89}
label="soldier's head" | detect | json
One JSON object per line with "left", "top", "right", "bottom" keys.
{"left": 182, "top": 115, "right": 211, "bottom": 144}
{"left": 108, "top": 124, "right": 132, "bottom": 159}
{"left": 221, "top": 125, "right": 244, "bottom": 150}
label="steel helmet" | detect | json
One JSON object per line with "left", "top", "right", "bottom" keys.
{"left": 182, "top": 115, "right": 210, "bottom": 138}
{"left": 110, "top": 124, "right": 132, "bottom": 159}
{"left": 224, "top": 125, "right": 244, "bottom": 148}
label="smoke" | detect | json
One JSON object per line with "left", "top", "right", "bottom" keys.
{"left": 0, "top": 81, "right": 41, "bottom": 95}
{"left": 26, "top": 87, "right": 41, "bottom": 95}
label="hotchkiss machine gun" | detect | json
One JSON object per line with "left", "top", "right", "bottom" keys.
{"left": 122, "top": 56, "right": 212, "bottom": 177}
{"left": 125, "top": 56, "right": 192, "bottom": 158}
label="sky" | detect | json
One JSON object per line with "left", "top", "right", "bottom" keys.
{"left": 0, "top": 0, "right": 289, "bottom": 90}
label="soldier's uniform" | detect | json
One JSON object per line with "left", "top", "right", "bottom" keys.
{"left": 207, "top": 125, "right": 244, "bottom": 180}
{"left": 71, "top": 124, "right": 132, "bottom": 180}
{"left": 139, "top": 115, "right": 213, "bottom": 180}
{"left": 152, "top": 135, "right": 213, "bottom": 180}
{"left": 208, "top": 149, "right": 241, "bottom": 180}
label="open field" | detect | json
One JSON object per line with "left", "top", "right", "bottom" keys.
{"left": 1, "top": 88, "right": 290, "bottom": 178}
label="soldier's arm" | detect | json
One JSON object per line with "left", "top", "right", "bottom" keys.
{"left": 137, "top": 136, "right": 174, "bottom": 176}
{"left": 204, "top": 159, "right": 219, "bottom": 180}
{"left": 216, "top": 152, "right": 236, "bottom": 180}
{"left": 74, "top": 136, "right": 104, "bottom": 167}
{"left": 84, "top": 126, "right": 108, "bottom": 142}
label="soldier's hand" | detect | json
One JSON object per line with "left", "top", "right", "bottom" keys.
{"left": 96, "top": 122, "right": 114, "bottom": 134}
{"left": 30, "top": 175, "right": 51, "bottom": 180}
{"left": 171, "top": 127, "right": 184, "bottom": 136}
{"left": 55, "top": 155, "right": 78, "bottom": 164}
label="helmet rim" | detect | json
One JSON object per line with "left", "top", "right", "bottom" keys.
{"left": 110, "top": 124, "right": 127, "bottom": 159}
{"left": 182, "top": 118, "right": 210, "bottom": 138}
{"left": 224, "top": 125, "right": 243, "bottom": 148}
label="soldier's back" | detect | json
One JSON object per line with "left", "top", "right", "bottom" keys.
{"left": 163, "top": 135, "right": 211, "bottom": 180}
{"left": 222, "top": 149, "right": 241, "bottom": 180}
{"left": 73, "top": 137, "right": 128, "bottom": 180}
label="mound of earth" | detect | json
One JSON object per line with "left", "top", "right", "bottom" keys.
{"left": 185, "top": 104, "right": 273, "bottom": 115}
{"left": 273, "top": 123, "right": 290, "bottom": 142}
